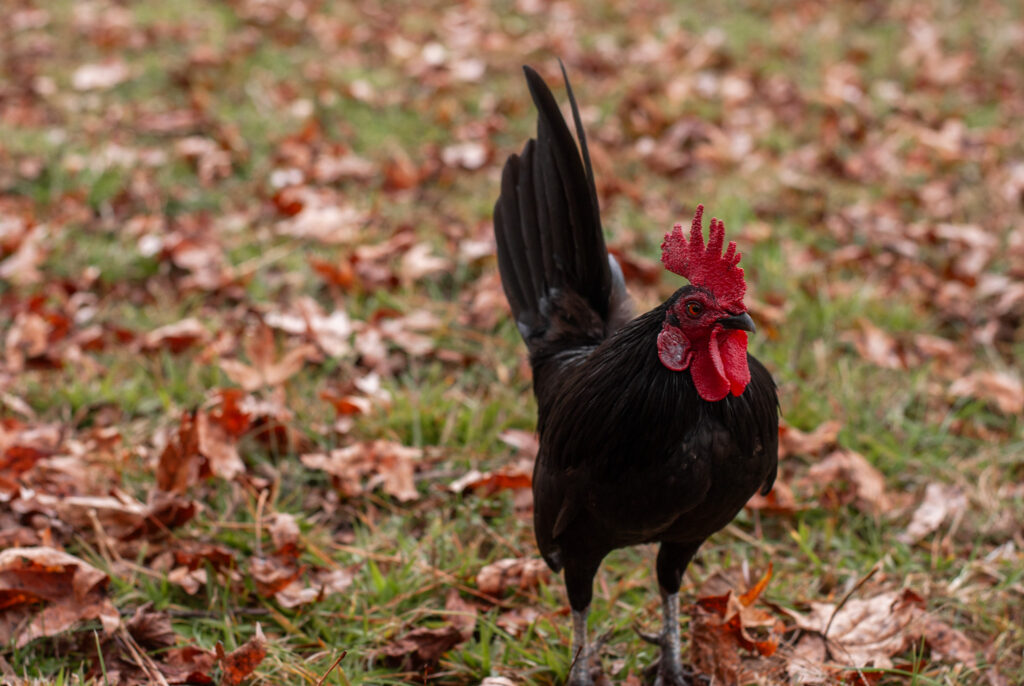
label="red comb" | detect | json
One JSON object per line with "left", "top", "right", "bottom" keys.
{"left": 661, "top": 205, "right": 746, "bottom": 310}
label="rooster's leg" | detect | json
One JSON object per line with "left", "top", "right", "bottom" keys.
{"left": 565, "top": 558, "right": 601, "bottom": 686}
{"left": 640, "top": 542, "right": 700, "bottom": 686}
{"left": 569, "top": 605, "right": 593, "bottom": 685}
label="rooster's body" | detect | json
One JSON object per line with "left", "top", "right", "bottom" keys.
{"left": 493, "top": 65, "right": 779, "bottom": 686}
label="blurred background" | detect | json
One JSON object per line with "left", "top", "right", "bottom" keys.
{"left": 0, "top": 0, "right": 1021, "bottom": 684}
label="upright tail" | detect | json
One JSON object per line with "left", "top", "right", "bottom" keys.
{"left": 493, "top": 64, "right": 632, "bottom": 369}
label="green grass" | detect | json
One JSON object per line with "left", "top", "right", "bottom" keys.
{"left": 0, "top": 0, "right": 1021, "bottom": 684}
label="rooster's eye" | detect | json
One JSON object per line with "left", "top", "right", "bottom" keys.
{"left": 685, "top": 301, "right": 703, "bottom": 317}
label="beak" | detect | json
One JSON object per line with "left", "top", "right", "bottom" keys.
{"left": 718, "top": 311, "right": 756, "bottom": 333}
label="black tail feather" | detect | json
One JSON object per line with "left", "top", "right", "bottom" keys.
{"left": 494, "top": 64, "right": 630, "bottom": 357}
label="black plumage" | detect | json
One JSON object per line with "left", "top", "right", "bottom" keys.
{"left": 494, "top": 65, "right": 778, "bottom": 686}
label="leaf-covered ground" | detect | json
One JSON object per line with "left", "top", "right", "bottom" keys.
{"left": 0, "top": 0, "right": 1022, "bottom": 684}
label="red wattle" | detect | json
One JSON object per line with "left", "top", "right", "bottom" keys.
{"left": 719, "top": 329, "right": 750, "bottom": 396}
{"left": 690, "top": 346, "right": 730, "bottom": 401}
{"left": 689, "top": 326, "right": 751, "bottom": 401}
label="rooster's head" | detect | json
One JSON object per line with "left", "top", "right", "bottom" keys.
{"left": 658, "top": 205, "right": 755, "bottom": 402}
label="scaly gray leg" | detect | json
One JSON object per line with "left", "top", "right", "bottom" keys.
{"left": 638, "top": 590, "right": 688, "bottom": 686}
{"left": 568, "top": 605, "right": 593, "bottom": 686}
{"left": 637, "top": 542, "right": 701, "bottom": 685}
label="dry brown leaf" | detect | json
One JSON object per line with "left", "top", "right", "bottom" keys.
{"left": 249, "top": 556, "right": 301, "bottom": 598}
{"left": 273, "top": 568, "right": 353, "bottom": 609}
{"left": 444, "top": 588, "right": 477, "bottom": 640}
{"left": 785, "top": 588, "right": 977, "bottom": 670}
{"left": 897, "top": 483, "right": 967, "bottom": 545}
{"left": 72, "top": 60, "right": 131, "bottom": 90}
{"left": 449, "top": 464, "right": 532, "bottom": 495}
{"left": 462, "top": 270, "right": 508, "bottom": 330}
{"left": 156, "top": 411, "right": 204, "bottom": 494}
{"left": 949, "top": 370, "right": 1024, "bottom": 415}
{"left": 745, "top": 480, "right": 800, "bottom": 515}
{"left": 0, "top": 546, "right": 119, "bottom": 648}
{"left": 220, "top": 323, "right": 316, "bottom": 391}
{"left": 0, "top": 226, "right": 47, "bottom": 286}
{"left": 921, "top": 615, "right": 977, "bottom": 665}
{"left": 498, "top": 429, "right": 539, "bottom": 459}
{"left": 56, "top": 493, "right": 147, "bottom": 539}
{"left": 216, "top": 623, "right": 267, "bottom": 686}
{"left": 126, "top": 603, "right": 176, "bottom": 650}
{"left": 608, "top": 246, "right": 662, "bottom": 285}
{"left": 377, "top": 625, "right": 465, "bottom": 669}
{"left": 142, "top": 318, "right": 210, "bottom": 354}
{"left": 440, "top": 141, "right": 489, "bottom": 169}
{"left": 196, "top": 411, "right": 245, "bottom": 480}
{"left": 401, "top": 242, "right": 452, "bottom": 282}
{"left": 266, "top": 512, "right": 301, "bottom": 553}
{"left": 495, "top": 606, "right": 541, "bottom": 636}
{"left": 476, "top": 557, "right": 549, "bottom": 596}
{"left": 300, "top": 440, "right": 421, "bottom": 502}
{"left": 779, "top": 420, "right": 841, "bottom": 459}
{"left": 265, "top": 296, "right": 352, "bottom": 358}
{"left": 160, "top": 645, "right": 217, "bottom": 684}
{"left": 690, "top": 565, "right": 784, "bottom": 685}
{"left": 4, "top": 312, "right": 51, "bottom": 370}
{"left": 805, "top": 449, "right": 893, "bottom": 515}
{"left": 277, "top": 201, "right": 365, "bottom": 244}
{"left": 841, "top": 319, "right": 906, "bottom": 370}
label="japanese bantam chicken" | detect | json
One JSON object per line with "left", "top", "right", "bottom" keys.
{"left": 493, "top": 65, "right": 779, "bottom": 686}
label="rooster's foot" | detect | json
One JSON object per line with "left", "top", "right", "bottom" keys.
{"left": 636, "top": 626, "right": 696, "bottom": 686}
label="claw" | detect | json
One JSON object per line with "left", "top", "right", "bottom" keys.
{"left": 634, "top": 623, "right": 664, "bottom": 646}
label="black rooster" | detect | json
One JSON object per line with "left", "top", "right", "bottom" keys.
{"left": 493, "top": 65, "right": 778, "bottom": 686}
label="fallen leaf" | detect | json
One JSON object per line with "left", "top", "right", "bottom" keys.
{"left": 745, "top": 480, "right": 800, "bottom": 515}
{"left": 300, "top": 440, "right": 421, "bottom": 501}
{"left": 126, "top": 603, "right": 176, "bottom": 650}
{"left": 949, "top": 370, "right": 1024, "bottom": 414}
{"left": 72, "top": 60, "right": 131, "bottom": 90}
{"left": 0, "top": 546, "right": 119, "bottom": 648}
{"left": 476, "top": 557, "right": 549, "bottom": 596}
{"left": 249, "top": 557, "right": 301, "bottom": 598}
{"left": 690, "top": 565, "right": 784, "bottom": 684}
{"left": 445, "top": 588, "right": 477, "bottom": 640}
{"left": 56, "top": 493, "right": 147, "bottom": 539}
{"left": 441, "top": 141, "right": 489, "bottom": 170}
{"left": 449, "top": 464, "right": 532, "bottom": 495}
{"left": 897, "top": 483, "right": 968, "bottom": 544}
{"left": 497, "top": 429, "right": 539, "bottom": 459}
{"left": 608, "top": 246, "right": 662, "bottom": 285}
{"left": 156, "top": 411, "right": 204, "bottom": 494}
{"left": 0, "top": 226, "right": 47, "bottom": 286}
{"left": 220, "top": 323, "right": 317, "bottom": 391}
{"left": 4, "top": 311, "right": 55, "bottom": 371}
{"left": 265, "top": 296, "right": 353, "bottom": 358}
{"left": 779, "top": 420, "right": 841, "bottom": 459}
{"left": 266, "top": 512, "right": 301, "bottom": 553}
{"left": 160, "top": 645, "right": 217, "bottom": 684}
{"left": 142, "top": 318, "right": 210, "bottom": 354}
{"left": 273, "top": 567, "right": 353, "bottom": 608}
{"left": 921, "top": 615, "right": 977, "bottom": 666}
{"left": 401, "top": 242, "right": 452, "bottom": 283}
{"left": 785, "top": 588, "right": 977, "bottom": 670}
{"left": 805, "top": 449, "right": 894, "bottom": 515}
{"left": 216, "top": 623, "right": 267, "bottom": 686}
{"left": 841, "top": 319, "right": 906, "bottom": 370}
{"left": 378, "top": 625, "right": 464, "bottom": 669}
{"left": 495, "top": 606, "right": 541, "bottom": 637}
